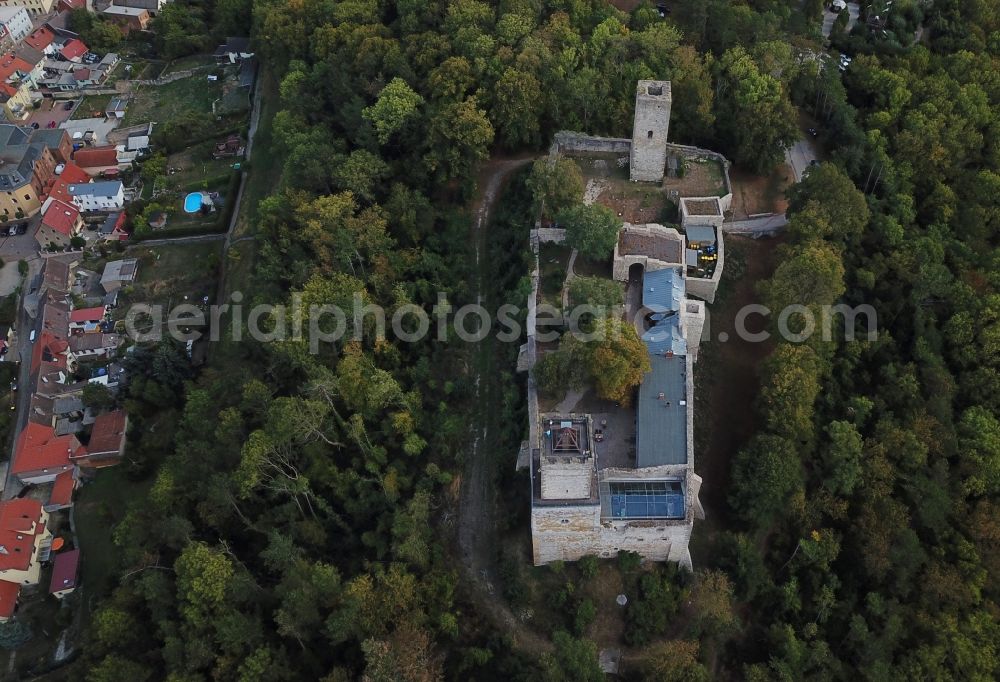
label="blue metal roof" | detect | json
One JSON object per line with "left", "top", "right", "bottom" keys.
{"left": 607, "top": 480, "right": 685, "bottom": 519}
{"left": 642, "top": 318, "right": 686, "bottom": 356}
{"left": 642, "top": 267, "right": 684, "bottom": 312}
{"left": 635, "top": 353, "right": 688, "bottom": 467}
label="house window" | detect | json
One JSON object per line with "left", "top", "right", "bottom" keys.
{"left": 23, "top": 194, "right": 29, "bottom": 200}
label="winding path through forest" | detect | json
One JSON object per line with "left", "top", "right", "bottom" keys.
{"left": 456, "top": 156, "right": 553, "bottom": 655}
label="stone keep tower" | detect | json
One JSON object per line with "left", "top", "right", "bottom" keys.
{"left": 630, "top": 80, "right": 672, "bottom": 182}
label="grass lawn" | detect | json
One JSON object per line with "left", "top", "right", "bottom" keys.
{"left": 122, "top": 74, "right": 224, "bottom": 127}
{"left": 231, "top": 71, "right": 279, "bottom": 241}
{"left": 539, "top": 242, "right": 571, "bottom": 306}
{"left": 74, "top": 466, "right": 153, "bottom": 603}
{"left": 161, "top": 54, "right": 217, "bottom": 76}
{"left": 70, "top": 94, "right": 113, "bottom": 121}
{"left": 122, "top": 242, "right": 222, "bottom": 310}
{"left": 166, "top": 141, "right": 240, "bottom": 188}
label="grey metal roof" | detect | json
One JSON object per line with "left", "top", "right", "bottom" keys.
{"left": 635, "top": 353, "right": 688, "bottom": 467}
{"left": 642, "top": 267, "right": 683, "bottom": 312}
{"left": 68, "top": 180, "right": 123, "bottom": 196}
{"left": 686, "top": 224, "right": 716, "bottom": 245}
{"left": 99, "top": 212, "right": 122, "bottom": 234}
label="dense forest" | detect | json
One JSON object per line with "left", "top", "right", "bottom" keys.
{"left": 75, "top": 0, "right": 1000, "bottom": 679}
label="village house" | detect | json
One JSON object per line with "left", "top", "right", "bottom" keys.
{"left": 0, "top": 498, "right": 53, "bottom": 622}
{"left": 0, "top": 7, "right": 31, "bottom": 45}
{"left": 101, "top": 5, "right": 150, "bottom": 34}
{"left": 34, "top": 198, "right": 81, "bottom": 248}
{"left": 98, "top": 210, "right": 128, "bottom": 241}
{"left": 0, "top": 0, "right": 57, "bottom": 18}
{"left": 0, "top": 52, "right": 41, "bottom": 121}
{"left": 83, "top": 409, "right": 127, "bottom": 467}
{"left": 68, "top": 331, "right": 120, "bottom": 359}
{"left": 67, "top": 180, "right": 124, "bottom": 212}
{"left": 112, "top": 0, "right": 168, "bottom": 13}
{"left": 68, "top": 305, "right": 106, "bottom": 333}
{"left": 45, "top": 470, "right": 75, "bottom": 511}
{"left": 48, "top": 547, "right": 78, "bottom": 598}
{"left": 23, "top": 25, "right": 55, "bottom": 53}
{"left": 71, "top": 146, "right": 122, "bottom": 177}
{"left": 57, "top": 38, "right": 86, "bottom": 63}
{"left": 30, "top": 128, "right": 72, "bottom": 164}
{"left": 0, "top": 125, "right": 71, "bottom": 221}
{"left": 10, "top": 422, "right": 78, "bottom": 485}
{"left": 100, "top": 258, "right": 137, "bottom": 293}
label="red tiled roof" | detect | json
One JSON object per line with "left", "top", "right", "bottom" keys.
{"left": 11, "top": 422, "right": 80, "bottom": 477}
{"left": 0, "top": 54, "right": 34, "bottom": 80}
{"left": 74, "top": 67, "right": 91, "bottom": 81}
{"left": 48, "top": 470, "right": 75, "bottom": 508}
{"left": 0, "top": 498, "right": 44, "bottom": 572}
{"left": 46, "top": 178, "right": 73, "bottom": 205}
{"left": 41, "top": 200, "right": 79, "bottom": 236}
{"left": 86, "top": 410, "right": 126, "bottom": 457}
{"left": 0, "top": 53, "right": 35, "bottom": 97}
{"left": 69, "top": 306, "right": 104, "bottom": 323}
{"left": 59, "top": 0, "right": 87, "bottom": 9}
{"left": 72, "top": 146, "right": 117, "bottom": 169}
{"left": 24, "top": 27, "right": 54, "bottom": 52}
{"left": 0, "top": 581, "right": 18, "bottom": 619}
{"left": 59, "top": 39, "right": 87, "bottom": 61}
{"left": 30, "top": 331, "right": 69, "bottom": 374}
{"left": 48, "top": 549, "right": 79, "bottom": 594}
{"left": 57, "top": 162, "right": 89, "bottom": 184}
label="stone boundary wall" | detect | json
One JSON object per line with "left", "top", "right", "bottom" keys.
{"left": 524, "top": 229, "right": 541, "bottom": 471}
{"left": 665, "top": 142, "right": 734, "bottom": 212}
{"left": 550, "top": 134, "right": 734, "bottom": 216}
{"left": 550, "top": 131, "right": 632, "bottom": 159}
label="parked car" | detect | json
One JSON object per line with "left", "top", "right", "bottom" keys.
{"left": 47, "top": 120, "right": 57, "bottom": 128}
{"left": 28, "top": 329, "right": 36, "bottom": 343}
{"left": 63, "top": 101, "right": 74, "bottom": 111}
{"left": 30, "top": 122, "right": 39, "bottom": 129}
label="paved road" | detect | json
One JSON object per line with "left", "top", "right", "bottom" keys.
{"left": 785, "top": 136, "right": 820, "bottom": 183}
{"left": 456, "top": 156, "right": 552, "bottom": 657}
{"left": 2, "top": 259, "right": 42, "bottom": 501}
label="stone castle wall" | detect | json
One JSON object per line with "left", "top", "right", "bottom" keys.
{"left": 531, "top": 502, "right": 694, "bottom": 569}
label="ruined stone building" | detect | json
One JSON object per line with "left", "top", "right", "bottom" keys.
{"left": 529, "top": 263, "right": 706, "bottom": 569}
{"left": 525, "top": 79, "right": 734, "bottom": 570}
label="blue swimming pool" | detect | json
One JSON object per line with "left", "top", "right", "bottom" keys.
{"left": 183, "top": 192, "right": 206, "bottom": 213}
